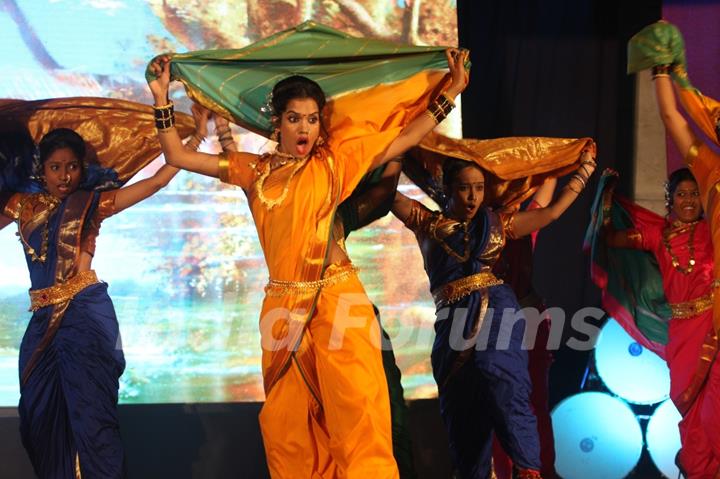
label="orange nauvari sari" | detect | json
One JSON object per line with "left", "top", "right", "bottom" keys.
{"left": 218, "top": 73, "right": 444, "bottom": 478}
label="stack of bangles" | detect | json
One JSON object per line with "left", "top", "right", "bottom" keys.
{"left": 651, "top": 64, "right": 671, "bottom": 80}
{"left": 154, "top": 102, "right": 175, "bottom": 131}
{"left": 185, "top": 132, "right": 205, "bottom": 150}
{"left": 566, "top": 149, "right": 596, "bottom": 194}
{"left": 425, "top": 93, "right": 456, "bottom": 125}
{"left": 216, "top": 124, "right": 235, "bottom": 150}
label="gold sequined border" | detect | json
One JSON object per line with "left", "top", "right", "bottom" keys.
{"left": 264, "top": 264, "right": 358, "bottom": 297}
{"left": 669, "top": 292, "right": 714, "bottom": 319}
{"left": 432, "top": 271, "right": 503, "bottom": 307}
{"left": 29, "top": 270, "right": 100, "bottom": 312}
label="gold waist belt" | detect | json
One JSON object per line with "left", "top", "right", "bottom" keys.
{"left": 432, "top": 271, "right": 503, "bottom": 307}
{"left": 265, "top": 263, "right": 358, "bottom": 297}
{"left": 669, "top": 292, "right": 714, "bottom": 319}
{"left": 29, "top": 270, "right": 100, "bottom": 312}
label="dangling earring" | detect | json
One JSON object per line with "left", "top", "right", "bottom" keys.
{"left": 316, "top": 136, "right": 325, "bottom": 147}
{"left": 270, "top": 129, "right": 279, "bottom": 142}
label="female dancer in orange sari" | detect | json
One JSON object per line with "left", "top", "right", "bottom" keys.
{"left": 147, "top": 48, "right": 468, "bottom": 477}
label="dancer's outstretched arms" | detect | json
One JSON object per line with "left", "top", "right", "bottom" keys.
{"left": 373, "top": 49, "right": 470, "bottom": 169}
{"left": 654, "top": 74, "right": 696, "bottom": 158}
{"left": 148, "top": 56, "right": 252, "bottom": 178}
{"left": 511, "top": 150, "right": 596, "bottom": 238}
{"left": 112, "top": 102, "right": 210, "bottom": 213}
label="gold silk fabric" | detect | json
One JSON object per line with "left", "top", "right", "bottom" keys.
{"left": 0, "top": 97, "right": 195, "bottom": 183}
{"left": 411, "top": 131, "right": 594, "bottom": 209}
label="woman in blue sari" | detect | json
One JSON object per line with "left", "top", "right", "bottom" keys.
{"left": 392, "top": 154, "right": 595, "bottom": 479}
{"left": 0, "top": 102, "right": 205, "bottom": 478}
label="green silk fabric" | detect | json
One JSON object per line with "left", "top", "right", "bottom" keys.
{"left": 585, "top": 170, "right": 670, "bottom": 348}
{"left": 147, "top": 21, "right": 452, "bottom": 136}
{"left": 627, "top": 20, "right": 690, "bottom": 88}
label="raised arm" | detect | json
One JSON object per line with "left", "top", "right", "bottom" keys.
{"left": 148, "top": 56, "right": 238, "bottom": 178}
{"left": 530, "top": 177, "right": 557, "bottom": 208}
{"left": 112, "top": 103, "right": 209, "bottom": 213}
{"left": 372, "top": 49, "right": 470, "bottom": 169}
{"left": 511, "top": 150, "right": 596, "bottom": 238}
{"left": 653, "top": 71, "right": 696, "bottom": 158}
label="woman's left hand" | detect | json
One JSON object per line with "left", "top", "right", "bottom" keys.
{"left": 445, "top": 48, "right": 470, "bottom": 98}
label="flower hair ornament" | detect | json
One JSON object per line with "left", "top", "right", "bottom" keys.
{"left": 663, "top": 179, "right": 672, "bottom": 212}
{"left": 259, "top": 90, "right": 275, "bottom": 118}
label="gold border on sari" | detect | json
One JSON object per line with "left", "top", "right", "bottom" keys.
{"left": 432, "top": 271, "right": 503, "bottom": 307}
{"left": 264, "top": 263, "right": 358, "bottom": 297}
{"left": 669, "top": 292, "right": 714, "bottom": 319}
{"left": 29, "top": 270, "right": 100, "bottom": 312}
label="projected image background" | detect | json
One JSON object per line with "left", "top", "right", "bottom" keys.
{"left": 0, "top": 0, "right": 458, "bottom": 405}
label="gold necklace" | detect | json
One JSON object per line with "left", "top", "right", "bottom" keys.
{"left": 430, "top": 214, "right": 471, "bottom": 262}
{"left": 255, "top": 153, "right": 310, "bottom": 210}
{"left": 663, "top": 220, "right": 697, "bottom": 274}
{"left": 16, "top": 194, "right": 60, "bottom": 263}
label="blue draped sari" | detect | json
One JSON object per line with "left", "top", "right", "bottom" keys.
{"left": 402, "top": 200, "right": 540, "bottom": 478}
{"left": 4, "top": 190, "right": 125, "bottom": 478}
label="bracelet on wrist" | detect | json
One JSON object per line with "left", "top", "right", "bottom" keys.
{"left": 153, "top": 102, "right": 175, "bottom": 131}
{"left": 652, "top": 64, "right": 672, "bottom": 80}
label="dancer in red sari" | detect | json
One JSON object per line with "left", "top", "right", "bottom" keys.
{"left": 620, "top": 20, "right": 720, "bottom": 476}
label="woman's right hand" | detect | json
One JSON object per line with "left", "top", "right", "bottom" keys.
{"left": 445, "top": 48, "right": 470, "bottom": 99}
{"left": 148, "top": 54, "right": 172, "bottom": 106}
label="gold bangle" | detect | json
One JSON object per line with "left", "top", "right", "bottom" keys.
{"left": 425, "top": 109, "right": 440, "bottom": 125}
{"left": 153, "top": 102, "right": 174, "bottom": 111}
{"left": 571, "top": 174, "right": 586, "bottom": 189}
{"left": 565, "top": 182, "right": 582, "bottom": 194}
{"left": 439, "top": 93, "right": 456, "bottom": 108}
{"left": 652, "top": 73, "right": 670, "bottom": 80}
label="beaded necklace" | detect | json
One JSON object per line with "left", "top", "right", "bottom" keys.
{"left": 662, "top": 220, "right": 698, "bottom": 275}
{"left": 16, "top": 194, "right": 61, "bottom": 263}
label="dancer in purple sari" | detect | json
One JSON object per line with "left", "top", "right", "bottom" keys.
{"left": 0, "top": 101, "right": 204, "bottom": 478}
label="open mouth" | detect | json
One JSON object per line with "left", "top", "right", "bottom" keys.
{"left": 295, "top": 136, "right": 310, "bottom": 155}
